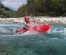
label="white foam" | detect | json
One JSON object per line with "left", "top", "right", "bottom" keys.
{"left": 47, "top": 26, "right": 65, "bottom": 35}
{"left": 63, "top": 28, "right": 66, "bottom": 36}
{"left": 0, "top": 27, "right": 10, "bottom": 33}
{"left": 21, "top": 30, "right": 39, "bottom": 36}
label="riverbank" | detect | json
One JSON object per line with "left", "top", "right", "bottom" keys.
{"left": 0, "top": 17, "right": 66, "bottom": 24}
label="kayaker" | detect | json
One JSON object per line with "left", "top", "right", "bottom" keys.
{"left": 24, "top": 16, "right": 30, "bottom": 23}
{"left": 23, "top": 16, "right": 30, "bottom": 30}
{"left": 23, "top": 16, "right": 41, "bottom": 30}
{"left": 16, "top": 16, "right": 50, "bottom": 33}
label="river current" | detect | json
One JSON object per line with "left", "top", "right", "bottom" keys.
{"left": 0, "top": 23, "right": 66, "bottom": 55}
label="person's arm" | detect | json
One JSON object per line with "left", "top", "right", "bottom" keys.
{"left": 23, "top": 22, "right": 29, "bottom": 27}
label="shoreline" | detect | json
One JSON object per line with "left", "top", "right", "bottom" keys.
{"left": 0, "top": 17, "right": 66, "bottom": 24}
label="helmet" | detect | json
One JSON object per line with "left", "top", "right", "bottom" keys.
{"left": 24, "top": 16, "right": 29, "bottom": 19}
{"left": 24, "top": 16, "right": 30, "bottom": 23}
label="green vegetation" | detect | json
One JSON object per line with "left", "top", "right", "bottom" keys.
{"left": 0, "top": 3, "right": 16, "bottom": 18}
{"left": 0, "top": 0, "right": 66, "bottom": 17}
{"left": 17, "top": 0, "right": 66, "bottom": 17}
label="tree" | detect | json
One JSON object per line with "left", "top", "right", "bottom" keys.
{"left": 0, "top": 3, "right": 16, "bottom": 18}
{"left": 17, "top": 0, "right": 66, "bottom": 16}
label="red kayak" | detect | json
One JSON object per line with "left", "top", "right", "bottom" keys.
{"left": 16, "top": 24, "right": 50, "bottom": 33}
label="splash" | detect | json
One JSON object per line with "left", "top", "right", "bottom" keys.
{"left": 0, "top": 27, "right": 12, "bottom": 34}
{"left": 47, "top": 25, "right": 66, "bottom": 39}
{"left": 0, "top": 27, "right": 39, "bottom": 37}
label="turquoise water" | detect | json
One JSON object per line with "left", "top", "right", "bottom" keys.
{"left": 0, "top": 24, "right": 66, "bottom": 55}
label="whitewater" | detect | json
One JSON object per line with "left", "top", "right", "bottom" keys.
{"left": 0, "top": 23, "right": 66, "bottom": 55}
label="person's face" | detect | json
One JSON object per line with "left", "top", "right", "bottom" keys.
{"left": 25, "top": 18, "right": 29, "bottom": 22}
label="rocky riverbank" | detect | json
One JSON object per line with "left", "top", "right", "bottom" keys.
{"left": 0, "top": 17, "right": 66, "bottom": 24}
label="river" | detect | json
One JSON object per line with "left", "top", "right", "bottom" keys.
{"left": 0, "top": 23, "right": 66, "bottom": 55}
